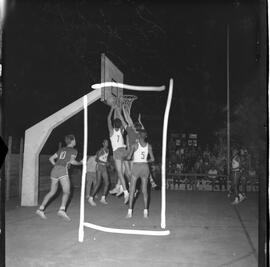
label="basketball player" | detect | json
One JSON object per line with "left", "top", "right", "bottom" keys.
{"left": 126, "top": 129, "right": 155, "bottom": 218}
{"left": 88, "top": 139, "right": 110, "bottom": 206}
{"left": 107, "top": 106, "right": 129, "bottom": 204}
{"left": 121, "top": 107, "right": 158, "bottom": 190}
{"left": 231, "top": 148, "right": 245, "bottom": 205}
{"left": 85, "top": 155, "right": 97, "bottom": 200}
{"left": 36, "top": 135, "right": 82, "bottom": 221}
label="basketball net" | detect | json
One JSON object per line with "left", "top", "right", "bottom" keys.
{"left": 119, "top": 95, "right": 138, "bottom": 115}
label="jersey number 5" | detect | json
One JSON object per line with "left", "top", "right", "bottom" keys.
{"left": 141, "top": 152, "right": 146, "bottom": 159}
{"left": 59, "top": 151, "right": 66, "bottom": 160}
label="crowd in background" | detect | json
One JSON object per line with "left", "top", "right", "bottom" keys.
{"left": 167, "top": 137, "right": 256, "bottom": 179}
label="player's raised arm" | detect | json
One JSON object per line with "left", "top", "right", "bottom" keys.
{"left": 49, "top": 153, "right": 58, "bottom": 165}
{"left": 148, "top": 144, "right": 155, "bottom": 163}
{"left": 122, "top": 105, "right": 133, "bottom": 127}
{"left": 138, "top": 113, "right": 145, "bottom": 129}
{"left": 70, "top": 155, "right": 82, "bottom": 166}
{"left": 107, "top": 107, "right": 114, "bottom": 135}
{"left": 115, "top": 106, "right": 128, "bottom": 129}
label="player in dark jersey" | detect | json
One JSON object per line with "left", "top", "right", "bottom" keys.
{"left": 88, "top": 139, "right": 110, "bottom": 206}
{"left": 36, "top": 135, "right": 82, "bottom": 221}
{"left": 230, "top": 148, "right": 245, "bottom": 205}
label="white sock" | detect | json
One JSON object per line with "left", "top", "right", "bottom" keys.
{"left": 101, "top": 196, "right": 105, "bottom": 199}
{"left": 39, "top": 205, "right": 45, "bottom": 211}
{"left": 90, "top": 197, "right": 94, "bottom": 200}
{"left": 128, "top": 209, "right": 132, "bottom": 214}
{"left": 60, "top": 206, "right": 65, "bottom": 211}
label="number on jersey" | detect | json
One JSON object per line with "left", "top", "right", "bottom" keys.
{"left": 59, "top": 151, "right": 66, "bottom": 160}
{"left": 141, "top": 151, "right": 146, "bottom": 159}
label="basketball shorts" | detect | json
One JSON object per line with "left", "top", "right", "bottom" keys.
{"left": 97, "top": 163, "right": 108, "bottom": 175}
{"left": 86, "top": 172, "right": 96, "bottom": 184}
{"left": 50, "top": 165, "right": 68, "bottom": 180}
{"left": 132, "top": 163, "right": 150, "bottom": 180}
{"left": 113, "top": 147, "right": 128, "bottom": 160}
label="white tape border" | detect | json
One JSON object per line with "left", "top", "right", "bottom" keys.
{"left": 84, "top": 222, "right": 170, "bottom": 236}
{"left": 91, "top": 82, "right": 165, "bottom": 91}
{"left": 78, "top": 95, "right": 88, "bottom": 242}
{"left": 161, "top": 78, "right": 174, "bottom": 228}
{"left": 79, "top": 80, "right": 173, "bottom": 242}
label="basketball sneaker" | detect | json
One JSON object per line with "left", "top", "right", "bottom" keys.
{"left": 124, "top": 191, "right": 129, "bottom": 204}
{"left": 100, "top": 196, "right": 108, "bottom": 205}
{"left": 239, "top": 193, "right": 246, "bottom": 202}
{"left": 126, "top": 209, "right": 132, "bottom": 218}
{"left": 116, "top": 185, "right": 124, "bottom": 197}
{"left": 231, "top": 197, "right": 240, "bottom": 205}
{"left": 57, "top": 210, "right": 71, "bottom": 222}
{"left": 88, "top": 197, "right": 97, "bottom": 206}
{"left": 36, "top": 209, "right": 47, "bottom": 220}
{"left": 143, "top": 209, "right": 149, "bottom": 218}
{"left": 109, "top": 185, "right": 120, "bottom": 195}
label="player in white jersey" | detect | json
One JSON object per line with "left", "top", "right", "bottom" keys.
{"left": 121, "top": 108, "right": 158, "bottom": 190}
{"left": 88, "top": 139, "right": 110, "bottom": 206}
{"left": 107, "top": 107, "right": 129, "bottom": 204}
{"left": 126, "top": 129, "right": 155, "bottom": 218}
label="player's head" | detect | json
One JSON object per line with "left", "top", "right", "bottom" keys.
{"left": 134, "top": 122, "right": 142, "bottom": 130}
{"left": 113, "top": 118, "right": 122, "bottom": 129}
{"left": 232, "top": 148, "right": 238, "bottom": 156}
{"left": 65, "top": 134, "right": 76, "bottom": 147}
{"left": 103, "top": 139, "right": 109, "bottom": 148}
{"left": 138, "top": 129, "right": 147, "bottom": 140}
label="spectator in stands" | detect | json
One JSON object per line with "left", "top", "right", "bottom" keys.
{"left": 209, "top": 152, "right": 217, "bottom": 167}
{"left": 175, "top": 148, "right": 181, "bottom": 163}
{"left": 203, "top": 159, "right": 210, "bottom": 173}
{"left": 208, "top": 165, "right": 218, "bottom": 177}
{"left": 240, "top": 148, "right": 249, "bottom": 198}
{"left": 203, "top": 145, "right": 211, "bottom": 161}
{"left": 168, "top": 137, "right": 176, "bottom": 155}
{"left": 208, "top": 164, "right": 218, "bottom": 190}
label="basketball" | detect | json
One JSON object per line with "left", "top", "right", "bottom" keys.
{"left": 106, "top": 96, "right": 117, "bottom": 107}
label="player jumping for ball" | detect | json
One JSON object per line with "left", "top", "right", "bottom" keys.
{"left": 126, "top": 129, "right": 155, "bottom": 218}
{"left": 121, "top": 106, "right": 158, "bottom": 190}
{"left": 88, "top": 139, "right": 110, "bottom": 206}
{"left": 107, "top": 107, "right": 129, "bottom": 204}
{"left": 36, "top": 135, "right": 82, "bottom": 221}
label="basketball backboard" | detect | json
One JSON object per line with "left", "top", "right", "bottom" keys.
{"left": 100, "top": 53, "right": 123, "bottom": 105}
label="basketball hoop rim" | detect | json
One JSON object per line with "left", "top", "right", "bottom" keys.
{"left": 119, "top": 95, "right": 138, "bottom": 113}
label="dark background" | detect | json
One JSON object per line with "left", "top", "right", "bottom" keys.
{"left": 3, "top": 0, "right": 266, "bottom": 157}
